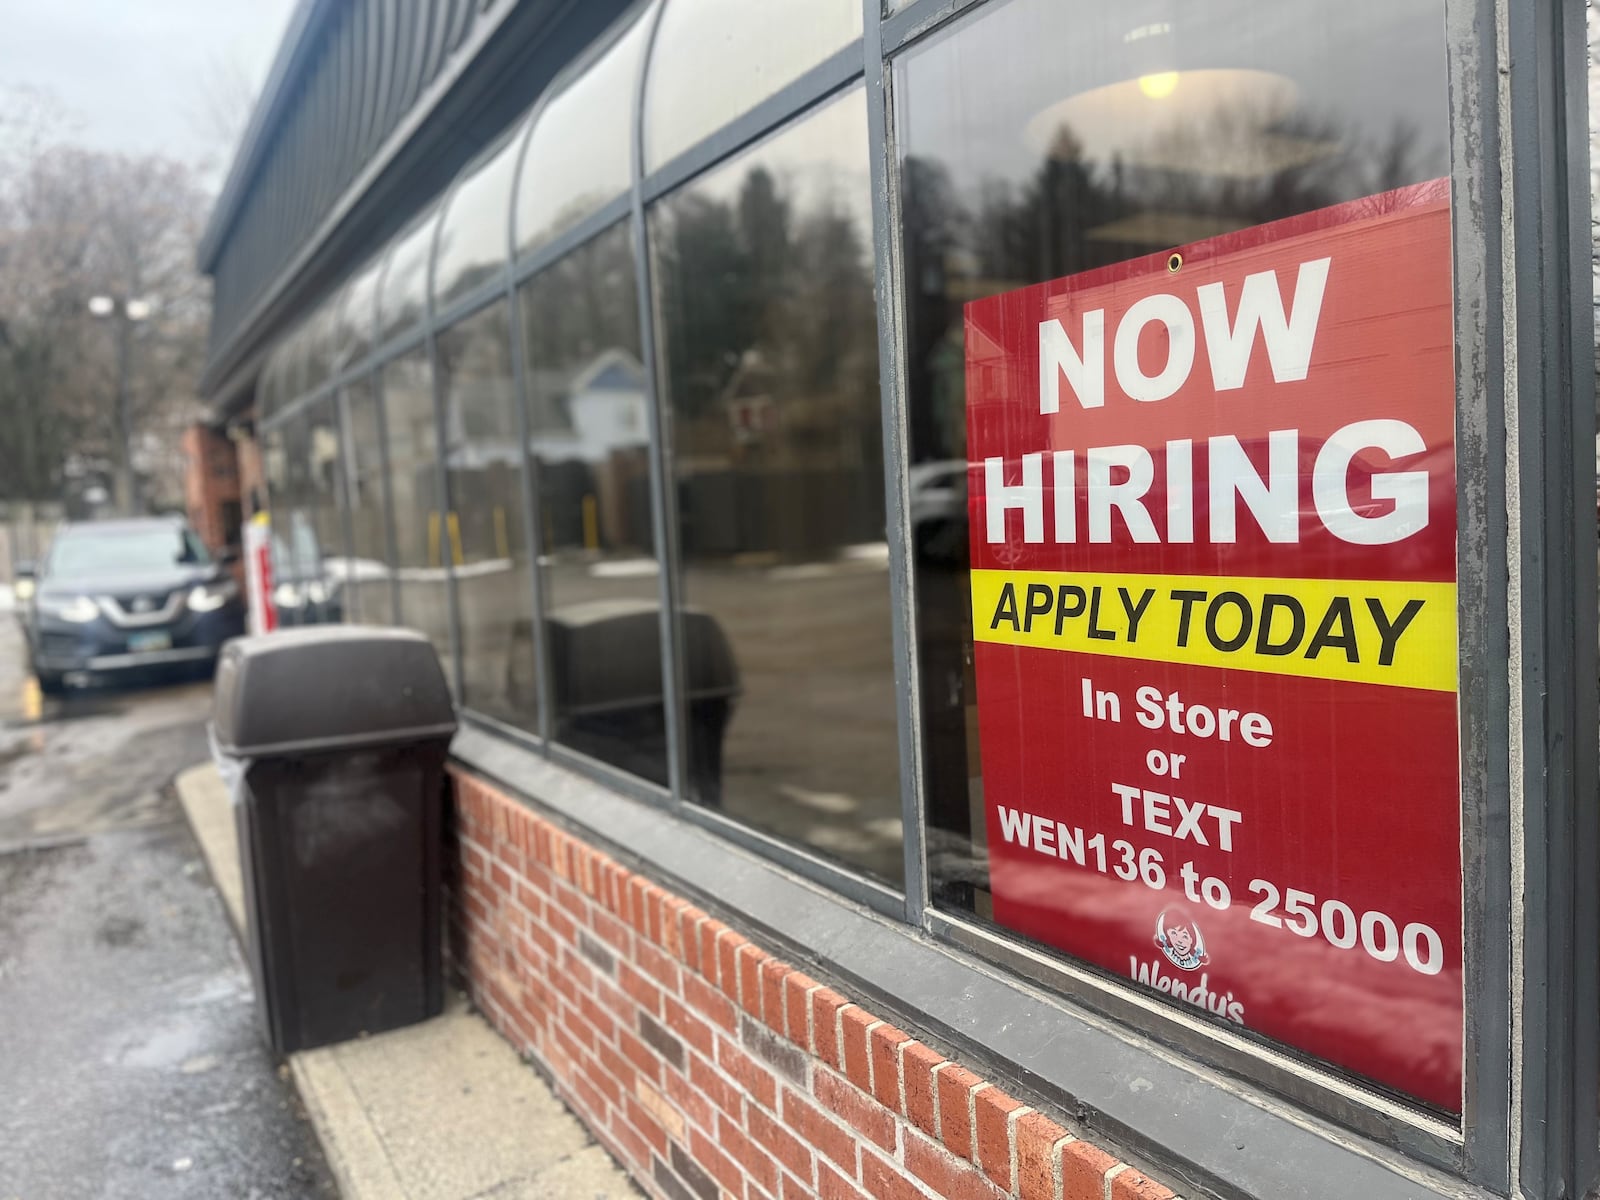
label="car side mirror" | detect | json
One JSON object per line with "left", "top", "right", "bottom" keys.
{"left": 13, "top": 559, "right": 35, "bottom": 580}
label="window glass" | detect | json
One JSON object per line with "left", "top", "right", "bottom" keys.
{"left": 303, "top": 299, "right": 340, "bottom": 393}
{"left": 651, "top": 89, "right": 900, "bottom": 882}
{"left": 897, "top": 0, "right": 1455, "bottom": 1109}
{"left": 515, "top": 3, "right": 655, "bottom": 256}
{"left": 344, "top": 377, "right": 397, "bottom": 625}
{"left": 378, "top": 208, "right": 441, "bottom": 343}
{"left": 436, "top": 301, "right": 537, "bottom": 728}
{"left": 643, "top": 0, "right": 862, "bottom": 172}
{"left": 261, "top": 424, "right": 288, "bottom": 517}
{"left": 47, "top": 526, "right": 209, "bottom": 578}
{"left": 433, "top": 133, "right": 520, "bottom": 311}
{"left": 337, "top": 258, "right": 384, "bottom": 371}
{"left": 305, "top": 395, "right": 348, "bottom": 624}
{"left": 269, "top": 413, "right": 321, "bottom": 625}
{"left": 261, "top": 327, "right": 309, "bottom": 423}
{"left": 259, "top": 345, "right": 287, "bottom": 424}
{"left": 520, "top": 221, "right": 663, "bottom": 781}
{"left": 281, "top": 324, "right": 312, "bottom": 406}
{"left": 380, "top": 347, "right": 453, "bottom": 676}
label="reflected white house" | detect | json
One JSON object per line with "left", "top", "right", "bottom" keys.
{"left": 528, "top": 349, "right": 649, "bottom": 464}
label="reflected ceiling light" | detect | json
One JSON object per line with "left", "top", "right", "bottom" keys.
{"left": 1026, "top": 68, "right": 1333, "bottom": 179}
{"left": 1137, "top": 72, "right": 1180, "bottom": 100}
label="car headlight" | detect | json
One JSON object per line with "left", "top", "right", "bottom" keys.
{"left": 188, "top": 580, "right": 239, "bottom": 613}
{"left": 37, "top": 595, "right": 100, "bottom": 623}
{"left": 272, "top": 582, "right": 304, "bottom": 609}
{"left": 306, "top": 580, "right": 330, "bottom": 605}
{"left": 14, "top": 578, "right": 35, "bottom": 602}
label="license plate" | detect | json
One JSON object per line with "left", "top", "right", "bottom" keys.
{"left": 127, "top": 631, "right": 172, "bottom": 653}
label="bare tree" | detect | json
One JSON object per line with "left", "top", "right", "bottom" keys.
{"left": 0, "top": 88, "right": 212, "bottom": 507}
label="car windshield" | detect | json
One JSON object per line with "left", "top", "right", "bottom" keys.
{"left": 47, "top": 527, "right": 210, "bottom": 579}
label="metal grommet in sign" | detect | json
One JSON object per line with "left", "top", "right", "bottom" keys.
{"left": 1167, "top": 252, "right": 1183, "bottom": 273}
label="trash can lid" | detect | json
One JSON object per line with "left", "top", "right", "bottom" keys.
{"left": 211, "top": 625, "right": 457, "bottom": 757}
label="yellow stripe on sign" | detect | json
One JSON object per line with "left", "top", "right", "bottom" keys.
{"left": 970, "top": 568, "right": 1457, "bottom": 692}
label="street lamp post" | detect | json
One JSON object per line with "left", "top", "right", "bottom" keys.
{"left": 88, "top": 295, "right": 152, "bottom": 515}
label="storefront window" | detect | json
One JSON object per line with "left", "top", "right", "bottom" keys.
{"left": 270, "top": 411, "right": 323, "bottom": 625}
{"left": 519, "top": 221, "right": 664, "bottom": 781}
{"left": 336, "top": 259, "right": 383, "bottom": 372}
{"left": 651, "top": 89, "right": 902, "bottom": 883}
{"left": 642, "top": 0, "right": 861, "bottom": 172}
{"left": 275, "top": 325, "right": 311, "bottom": 412}
{"left": 433, "top": 134, "right": 520, "bottom": 311}
{"left": 379, "top": 208, "right": 441, "bottom": 344}
{"left": 344, "top": 378, "right": 397, "bottom": 626}
{"left": 260, "top": 423, "right": 288, "bottom": 535}
{"left": 305, "top": 395, "right": 347, "bottom": 625}
{"left": 381, "top": 347, "right": 453, "bottom": 676}
{"left": 436, "top": 301, "right": 537, "bottom": 729}
{"left": 514, "top": 3, "right": 654, "bottom": 257}
{"left": 302, "top": 300, "right": 340, "bottom": 394}
{"left": 897, "top": 0, "right": 1456, "bottom": 1109}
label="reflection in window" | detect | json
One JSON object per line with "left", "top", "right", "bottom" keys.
{"left": 651, "top": 89, "right": 901, "bottom": 883}
{"left": 261, "top": 424, "right": 289, "bottom": 574}
{"left": 267, "top": 409, "right": 340, "bottom": 626}
{"left": 270, "top": 415, "right": 317, "bottom": 625}
{"left": 265, "top": 326, "right": 310, "bottom": 419}
{"left": 305, "top": 397, "right": 348, "bottom": 625}
{"left": 520, "top": 221, "right": 664, "bottom": 781}
{"left": 381, "top": 348, "right": 453, "bottom": 677}
{"left": 514, "top": 3, "right": 654, "bottom": 256}
{"left": 258, "top": 350, "right": 284, "bottom": 424}
{"left": 344, "top": 378, "right": 397, "bottom": 625}
{"left": 433, "top": 133, "right": 520, "bottom": 311}
{"left": 302, "top": 300, "right": 340, "bottom": 394}
{"left": 643, "top": 0, "right": 861, "bottom": 171}
{"left": 436, "top": 302, "right": 537, "bottom": 729}
{"left": 379, "top": 209, "right": 440, "bottom": 343}
{"left": 337, "top": 259, "right": 383, "bottom": 371}
{"left": 894, "top": 0, "right": 1448, "bottom": 969}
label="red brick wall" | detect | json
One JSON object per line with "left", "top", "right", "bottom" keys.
{"left": 180, "top": 423, "right": 241, "bottom": 553}
{"left": 449, "top": 768, "right": 1178, "bottom": 1200}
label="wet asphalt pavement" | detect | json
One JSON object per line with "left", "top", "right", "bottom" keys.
{"left": 0, "top": 608, "right": 336, "bottom": 1198}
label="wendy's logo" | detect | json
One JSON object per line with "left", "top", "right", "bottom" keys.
{"left": 1155, "top": 910, "right": 1208, "bottom": 972}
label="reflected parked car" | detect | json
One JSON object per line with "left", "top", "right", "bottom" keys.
{"left": 21, "top": 516, "right": 246, "bottom": 695}
{"left": 908, "top": 459, "right": 968, "bottom": 565}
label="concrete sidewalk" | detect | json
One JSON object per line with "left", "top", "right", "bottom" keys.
{"left": 175, "top": 763, "right": 641, "bottom": 1200}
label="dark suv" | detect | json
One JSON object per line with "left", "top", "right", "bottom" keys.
{"left": 20, "top": 517, "right": 246, "bottom": 695}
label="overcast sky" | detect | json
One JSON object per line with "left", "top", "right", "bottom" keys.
{"left": 3, "top": 0, "right": 300, "bottom": 185}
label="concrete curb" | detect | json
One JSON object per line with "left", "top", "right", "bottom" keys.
{"left": 174, "top": 761, "right": 641, "bottom": 1200}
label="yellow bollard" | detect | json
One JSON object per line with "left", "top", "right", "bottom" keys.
{"left": 582, "top": 494, "right": 598, "bottom": 552}
{"left": 447, "top": 512, "right": 464, "bottom": 567}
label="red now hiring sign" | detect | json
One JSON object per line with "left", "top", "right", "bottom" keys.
{"left": 964, "top": 181, "right": 1461, "bottom": 1111}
